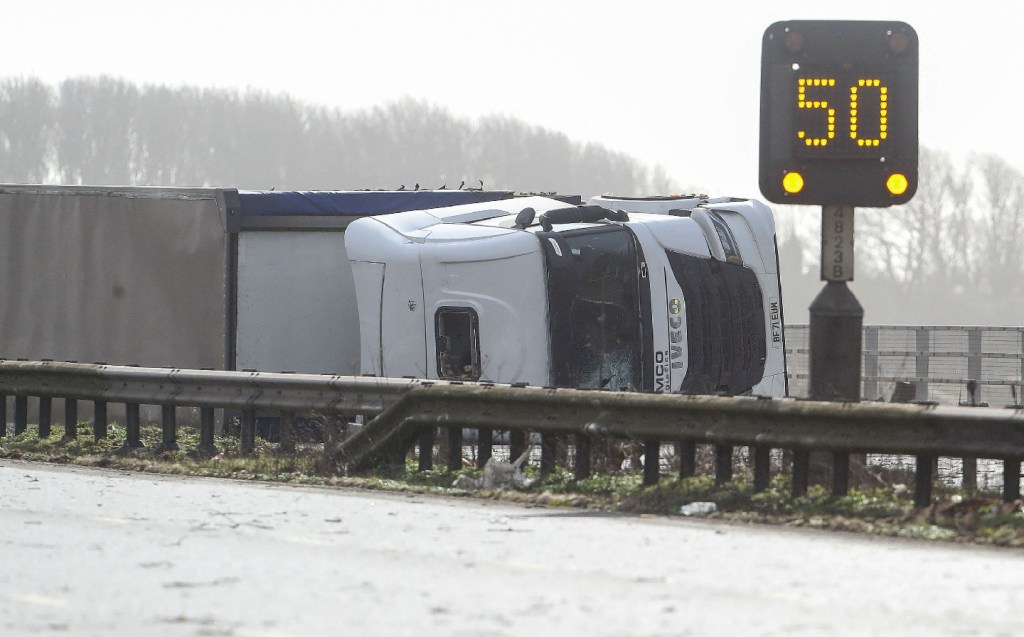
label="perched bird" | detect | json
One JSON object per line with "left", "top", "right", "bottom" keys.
{"left": 414, "top": 183, "right": 420, "bottom": 191}
{"left": 458, "top": 180, "right": 465, "bottom": 190}
{"left": 438, "top": 182, "right": 446, "bottom": 190}
{"left": 397, "top": 184, "right": 406, "bottom": 191}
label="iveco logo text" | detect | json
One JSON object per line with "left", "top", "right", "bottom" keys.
{"left": 655, "top": 298, "right": 686, "bottom": 392}
{"left": 669, "top": 298, "right": 685, "bottom": 370}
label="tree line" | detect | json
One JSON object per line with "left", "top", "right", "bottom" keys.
{"left": 775, "top": 148, "right": 1024, "bottom": 325}
{"left": 3, "top": 75, "right": 1022, "bottom": 325}
{"left": 0, "top": 76, "right": 675, "bottom": 196}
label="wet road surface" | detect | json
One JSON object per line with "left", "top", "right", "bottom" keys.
{"left": 1, "top": 459, "right": 1022, "bottom": 636}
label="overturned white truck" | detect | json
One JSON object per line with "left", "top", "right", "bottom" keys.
{"left": 347, "top": 193, "right": 787, "bottom": 396}
{"left": 0, "top": 185, "right": 786, "bottom": 397}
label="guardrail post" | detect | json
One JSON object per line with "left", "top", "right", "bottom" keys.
{"left": 157, "top": 405, "right": 179, "bottom": 451}
{"left": 123, "top": 403, "right": 144, "bottom": 449}
{"left": 39, "top": 396, "right": 53, "bottom": 438}
{"left": 277, "top": 410, "right": 294, "bottom": 455}
{"left": 240, "top": 409, "right": 255, "bottom": 454}
{"left": 574, "top": 434, "right": 591, "bottom": 480}
{"left": 792, "top": 450, "right": 809, "bottom": 497}
{"left": 509, "top": 430, "right": 526, "bottom": 466}
{"left": 540, "top": 434, "right": 556, "bottom": 477}
{"left": 418, "top": 427, "right": 434, "bottom": 471}
{"left": 93, "top": 401, "right": 108, "bottom": 440}
{"left": 914, "top": 454, "right": 934, "bottom": 507}
{"left": 63, "top": 398, "right": 78, "bottom": 440}
{"left": 714, "top": 445, "right": 733, "bottom": 486}
{"left": 1003, "top": 459, "right": 1021, "bottom": 502}
{"left": 477, "top": 428, "right": 492, "bottom": 469}
{"left": 962, "top": 457, "right": 978, "bottom": 492}
{"left": 14, "top": 395, "right": 27, "bottom": 435}
{"left": 0, "top": 394, "right": 6, "bottom": 437}
{"left": 915, "top": 328, "right": 930, "bottom": 402}
{"left": 388, "top": 445, "right": 408, "bottom": 470}
{"left": 753, "top": 445, "right": 771, "bottom": 492}
{"left": 643, "top": 439, "right": 660, "bottom": 485}
{"left": 832, "top": 451, "right": 850, "bottom": 496}
{"left": 196, "top": 407, "right": 217, "bottom": 454}
{"left": 677, "top": 441, "right": 696, "bottom": 479}
{"left": 447, "top": 427, "right": 462, "bottom": 472}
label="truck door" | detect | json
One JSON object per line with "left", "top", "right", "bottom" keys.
{"left": 419, "top": 237, "right": 549, "bottom": 385}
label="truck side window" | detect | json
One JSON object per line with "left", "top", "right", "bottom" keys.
{"left": 435, "top": 308, "right": 481, "bottom": 380}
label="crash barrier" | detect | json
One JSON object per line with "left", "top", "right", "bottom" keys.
{"left": 786, "top": 325, "right": 1024, "bottom": 406}
{"left": 2, "top": 359, "right": 1024, "bottom": 508}
{"left": 0, "top": 360, "right": 419, "bottom": 453}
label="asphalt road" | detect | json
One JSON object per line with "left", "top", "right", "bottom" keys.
{"left": 1, "top": 459, "right": 1022, "bottom": 637}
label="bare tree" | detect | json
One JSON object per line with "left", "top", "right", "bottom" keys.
{"left": 853, "top": 149, "right": 1024, "bottom": 324}
{"left": 972, "top": 153, "right": 1024, "bottom": 298}
{"left": 858, "top": 148, "right": 972, "bottom": 293}
{"left": 56, "top": 77, "right": 140, "bottom": 185}
{"left": 0, "top": 77, "right": 55, "bottom": 182}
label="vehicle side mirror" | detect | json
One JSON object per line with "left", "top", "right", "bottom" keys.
{"left": 513, "top": 207, "right": 536, "bottom": 230}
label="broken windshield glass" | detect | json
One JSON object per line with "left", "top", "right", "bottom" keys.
{"left": 541, "top": 225, "right": 648, "bottom": 391}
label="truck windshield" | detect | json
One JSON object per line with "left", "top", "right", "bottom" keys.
{"left": 541, "top": 225, "right": 650, "bottom": 391}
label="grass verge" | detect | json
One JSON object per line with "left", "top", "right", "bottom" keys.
{"left": 3, "top": 423, "right": 1023, "bottom": 547}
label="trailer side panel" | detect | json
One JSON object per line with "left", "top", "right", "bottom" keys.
{"left": 0, "top": 186, "right": 229, "bottom": 368}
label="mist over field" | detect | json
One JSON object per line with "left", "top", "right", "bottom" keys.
{"left": 2, "top": 76, "right": 1021, "bottom": 326}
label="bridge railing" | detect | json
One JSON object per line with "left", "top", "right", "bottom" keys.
{"left": 2, "top": 359, "right": 1024, "bottom": 508}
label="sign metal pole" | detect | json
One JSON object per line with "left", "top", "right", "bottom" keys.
{"left": 806, "top": 205, "right": 863, "bottom": 496}
{"left": 810, "top": 205, "right": 862, "bottom": 403}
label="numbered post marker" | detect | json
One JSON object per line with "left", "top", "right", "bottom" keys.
{"left": 820, "top": 206, "right": 855, "bottom": 281}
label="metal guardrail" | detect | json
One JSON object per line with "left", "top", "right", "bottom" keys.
{"left": 0, "top": 360, "right": 419, "bottom": 411}
{"left": 333, "top": 383, "right": 1024, "bottom": 505}
{"left": 0, "top": 360, "right": 422, "bottom": 452}
{"left": 2, "top": 359, "right": 1024, "bottom": 507}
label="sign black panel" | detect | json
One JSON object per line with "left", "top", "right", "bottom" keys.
{"left": 759, "top": 20, "right": 918, "bottom": 207}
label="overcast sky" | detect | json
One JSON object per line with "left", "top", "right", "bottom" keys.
{"left": 6, "top": 0, "right": 1021, "bottom": 199}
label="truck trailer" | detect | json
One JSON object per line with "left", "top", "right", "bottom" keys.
{"left": 0, "top": 185, "right": 513, "bottom": 375}
{"left": 0, "top": 185, "right": 786, "bottom": 397}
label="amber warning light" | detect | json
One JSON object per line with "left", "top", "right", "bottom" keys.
{"left": 759, "top": 20, "right": 918, "bottom": 207}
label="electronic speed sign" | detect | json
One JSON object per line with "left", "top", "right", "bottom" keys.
{"left": 759, "top": 20, "right": 918, "bottom": 207}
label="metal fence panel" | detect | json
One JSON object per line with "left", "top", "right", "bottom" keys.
{"left": 785, "top": 325, "right": 1024, "bottom": 406}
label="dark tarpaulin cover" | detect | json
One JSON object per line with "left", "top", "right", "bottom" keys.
{"left": 237, "top": 190, "right": 514, "bottom": 216}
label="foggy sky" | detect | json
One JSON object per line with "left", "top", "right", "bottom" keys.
{"left": 5, "top": 0, "right": 1022, "bottom": 199}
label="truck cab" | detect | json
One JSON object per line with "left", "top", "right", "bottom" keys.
{"left": 344, "top": 193, "right": 787, "bottom": 396}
